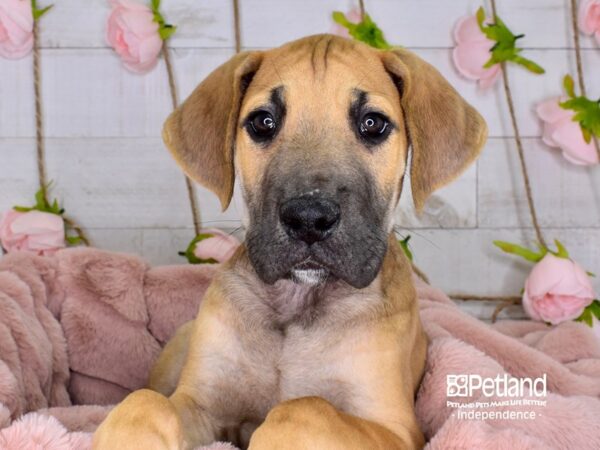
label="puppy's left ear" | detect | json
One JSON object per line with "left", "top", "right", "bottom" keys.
{"left": 380, "top": 49, "right": 487, "bottom": 212}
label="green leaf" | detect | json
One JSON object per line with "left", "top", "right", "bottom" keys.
{"left": 66, "top": 236, "right": 82, "bottom": 246}
{"left": 13, "top": 206, "right": 33, "bottom": 212}
{"left": 563, "top": 75, "right": 575, "bottom": 98}
{"left": 332, "top": 11, "right": 352, "bottom": 28}
{"left": 398, "top": 236, "right": 413, "bottom": 262}
{"left": 151, "top": 0, "right": 160, "bottom": 12}
{"left": 153, "top": 10, "right": 164, "bottom": 26}
{"left": 35, "top": 187, "right": 47, "bottom": 210}
{"left": 32, "top": 2, "right": 53, "bottom": 20}
{"left": 476, "top": 7, "right": 486, "bottom": 31}
{"left": 589, "top": 300, "right": 600, "bottom": 318}
{"left": 576, "top": 300, "right": 600, "bottom": 327}
{"left": 493, "top": 240, "right": 545, "bottom": 262}
{"left": 553, "top": 239, "right": 570, "bottom": 259}
{"left": 575, "top": 308, "right": 593, "bottom": 327}
{"left": 17, "top": 185, "right": 64, "bottom": 216}
{"left": 331, "top": 11, "right": 392, "bottom": 50}
{"left": 182, "top": 234, "right": 219, "bottom": 264}
{"left": 159, "top": 24, "right": 177, "bottom": 41}
{"left": 512, "top": 55, "right": 545, "bottom": 74}
{"left": 559, "top": 94, "right": 600, "bottom": 143}
{"left": 475, "top": 7, "right": 544, "bottom": 75}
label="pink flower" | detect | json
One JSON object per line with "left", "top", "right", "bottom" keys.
{"left": 536, "top": 97, "right": 598, "bottom": 165}
{"left": 522, "top": 254, "right": 595, "bottom": 325}
{"left": 0, "top": 0, "right": 34, "bottom": 59}
{"left": 579, "top": 0, "right": 600, "bottom": 45}
{"left": 0, "top": 209, "right": 66, "bottom": 256}
{"left": 452, "top": 14, "right": 500, "bottom": 89}
{"left": 331, "top": 8, "right": 362, "bottom": 38}
{"left": 193, "top": 228, "right": 240, "bottom": 264}
{"left": 106, "top": 0, "right": 163, "bottom": 73}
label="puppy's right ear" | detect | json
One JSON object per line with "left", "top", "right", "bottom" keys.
{"left": 162, "top": 51, "right": 263, "bottom": 211}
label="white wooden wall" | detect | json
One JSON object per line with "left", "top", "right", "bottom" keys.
{"left": 1, "top": 0, "right": 599, "bottom": 319}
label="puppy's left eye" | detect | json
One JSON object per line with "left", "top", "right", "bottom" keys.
{"left": 359, "top": 113, "right": 389, "bottom": 142}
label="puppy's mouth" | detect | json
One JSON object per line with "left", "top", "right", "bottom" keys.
{"left": 289, "top": 259, "right": 330, "bottom": 286}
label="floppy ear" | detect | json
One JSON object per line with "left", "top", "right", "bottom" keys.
{"left": 162, "top": 51, "right": 263, "bottom": 211}
{"left": 380, "top": 49, "right": 487, "bottom": 212}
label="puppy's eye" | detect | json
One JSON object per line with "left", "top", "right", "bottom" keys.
{"left": 247, "top": 111, "right": 277, "bottom": 141}
{"left": 359, "top": 113, "right": 389, "bottom": 141}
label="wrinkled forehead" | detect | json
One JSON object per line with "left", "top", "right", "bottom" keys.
{"left": 241, "top": 36, "right": 401, "bottom": 119}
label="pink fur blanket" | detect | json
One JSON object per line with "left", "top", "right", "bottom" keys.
{"left": 0, "top": 248, "right": 599, "bottom": 449}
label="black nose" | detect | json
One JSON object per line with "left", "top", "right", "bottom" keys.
{"left": 279, "top": 197, "right": 341, "bottom": 244}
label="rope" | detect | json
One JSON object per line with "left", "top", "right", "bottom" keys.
{"left": 358, "top": 0, "right": 366, "bottom": 19}
{"left": 32, "top": 21, "right": 90, "bottom": 246}
{"left": 449, "top": 295, "right": 521, "bottom": 323}
{"left": 569, "top": 0, "right": 600, "bottom": 160}
{"left": 411, "top": 263, "right": 430, "bottom": 284}
{"left": 489, "top": 0, "right": 547, "bottom": 249}
{"left": 407, "top": 1, "right": 539, "bottom": 320}
{"left": 232, "top": 0, "right": 241, "bottom": 53}
{"left": 162, "top": 43, "right": 201, "bottom": 236}
{"left": 33, "top": 23, "right": 47, "bottom": 194}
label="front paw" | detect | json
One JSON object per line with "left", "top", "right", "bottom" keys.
{"left": 93, "top": 389, "right": 184, "bottom": 450}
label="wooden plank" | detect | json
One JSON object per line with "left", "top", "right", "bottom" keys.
{"left": 0, "top": 55, "right": 34, "bottom": 137}
{"left": 88, "top": 227, "right": 243, "bottom": 266}
{"left": 39, "top": 0, "right": 234, "bottom": 49}
{"left": 33, "top": 0, "right": 596, "bottom": 50}
{"left": 0, "top": 139, "right": 476, "bottom": 231}
{"left": 405, "top": 227, "right": 600, "bottom": 297}
{"left": 241, "top": 0, "right": 596, "bottom": 49}
{"left": 0, "top": 48, "right": 233, "bottom": 138}
{"left": 0, "top": 138, "right": 194, "bottom": 229}
{"left": 396, "top": 164, "right": 477, "bottom": 229}
{"left": 478, "top": 138, "right": 600, "bottom": 228}
{"left": 5, "top": 135, "right": 600, "bottom": 233}
{"left": 1, "top": 48, "right": 597, "bottom": 139}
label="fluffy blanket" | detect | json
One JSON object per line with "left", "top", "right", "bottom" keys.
{"left": 0, "top": 248, "right": 599, "bottom": 449}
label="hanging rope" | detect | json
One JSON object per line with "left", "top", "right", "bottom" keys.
{"left": 233, "top": 0, "right": 242, "bottom": 53}
{"left": 358, "top": 0, "right": 366, "bottom": 19}
{"left": 570, "top": 0, "right": 600, "bottom": 160}
{"left": 162, "top": 44, "right": 202, "bottom": 236}
{"left": 33, "top": 22, "right": 47, "bottom": 195}
{"left": 32, "top": 21, "right": 90, "bottom": 246}
{"left": 489, "top": 0, "right": 547, "bottom": 249}
{"left": 449, "top": 295, "right": 522, "bottom": 322}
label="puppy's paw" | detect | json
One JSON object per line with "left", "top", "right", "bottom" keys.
{"left": 248, "top": 397, "right": 344, "bottom": 450}
{"left": 93, "top": 389, "right": 184, "bottom": 450}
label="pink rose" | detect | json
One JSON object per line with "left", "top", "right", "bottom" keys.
{"left": 536, "top": 97, "right": 598, "bottom": 166}
{"left": 193, "top": 228, "right": 240, "bottom": 263}
{"left": 523, "top": 254, "right": 595, "bottom": 325}
{"left": 106, "top": 0, "right": 163, "bottom": 73}
{"left": 0, "top": 209, "right": 66, "bottom": 256}
{"left": 0, "top": 0, "right": 34, "bottom": 59}
{"left": 579, "top": 0, "right": 600, "bottom": 45}
{"left": 452, "top": 14, "right": 500, "bottom": 89}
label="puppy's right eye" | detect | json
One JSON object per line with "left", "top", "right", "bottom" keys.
{"left": 247, "top": 111, "right": 277, "bottom": 141}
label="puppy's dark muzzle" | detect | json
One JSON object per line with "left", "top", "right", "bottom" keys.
{"left": 279, "top": 196, "right": 341, "bottom": 245}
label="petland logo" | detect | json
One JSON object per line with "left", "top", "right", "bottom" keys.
{"left": 446, "top": 374, "right": 547, "bottom": 398}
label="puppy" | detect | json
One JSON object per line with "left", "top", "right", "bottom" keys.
{"left": 93, "top": 34, "right": 486, "bottom": 450}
